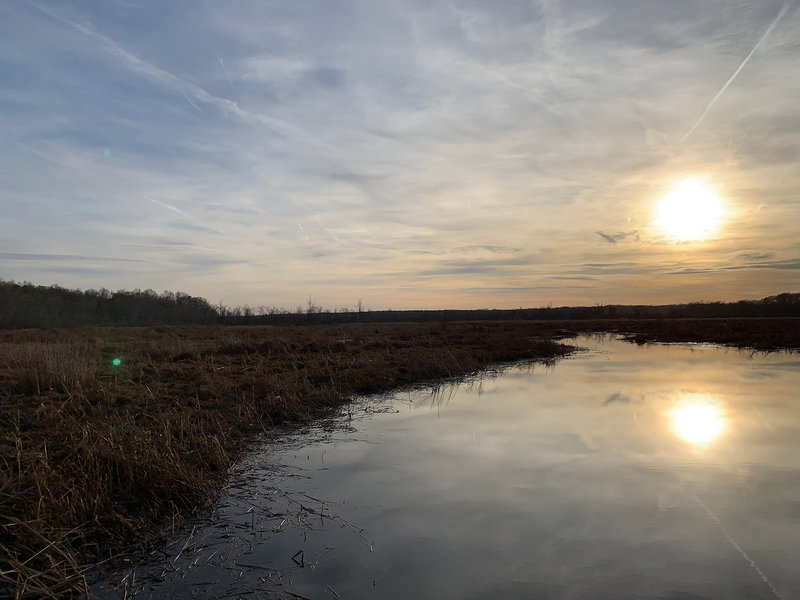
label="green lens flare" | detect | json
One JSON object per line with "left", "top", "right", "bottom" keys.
{"left": 112, "top": 358, "right": 122, "bottom": 367}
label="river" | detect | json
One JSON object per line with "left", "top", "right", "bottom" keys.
{"left": 94, "top": 335, "right": 800, "bottom": 599}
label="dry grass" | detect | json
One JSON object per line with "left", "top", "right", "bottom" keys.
{"left": 3, "top": 317, "right": 798, "bottom": 597}
{"left": 0, "top": 322, "right": 571, "bottom": 598}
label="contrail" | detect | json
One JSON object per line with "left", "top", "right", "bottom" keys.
{"left": 631, "top": 412, "right": 785, "bottom": 599}
{"left": 25, "top": 0, "right": 333, "bottom": 150}
{"left": 182, "top": 93, "right": 202, "bottom": 111}
{"left": 145, "top": 195, "right": 191, "bottom": 218}
{"left": 690, "top": 491, "right": 785, "bottom": 599}
{"left": 218, "top": 58, "right": 236, "bottom": 94}
{"left": 682, "top": 1, "right": 794, "bottom": 143}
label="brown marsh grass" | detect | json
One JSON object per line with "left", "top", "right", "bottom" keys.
{"left": 567, "top": 317, "right": 800, "bottom": 350}
{"left": 0, "top": 321, "right": 571, "bottom": 598}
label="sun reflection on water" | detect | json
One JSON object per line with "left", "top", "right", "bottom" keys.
{"left": 670, "top": 397, "right": 725, "bottom": 447}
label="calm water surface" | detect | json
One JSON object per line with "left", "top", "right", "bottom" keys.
{"left": 98, "top": 336, "right": 800, "bottom": 599}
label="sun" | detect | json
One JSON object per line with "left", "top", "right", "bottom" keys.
{"left": 655, "top": 179, "right": 723, "bottom": 241}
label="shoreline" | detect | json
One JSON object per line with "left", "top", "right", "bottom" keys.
{"left": 2, "top": 318, "right": 799, "bottom": 597}
{"left": 1, "top": 321, "right": 570, "bottom": 597}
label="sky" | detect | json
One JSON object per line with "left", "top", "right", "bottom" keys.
{"left": 2, "top": 0, "right": 799, "bottom": 310}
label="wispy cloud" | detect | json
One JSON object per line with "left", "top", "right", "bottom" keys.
{"left": 0, "top": 252, "right": 145, "bottom": 263}
{"left": 736, "top": 251, "right": 776, "bottom": 262}
{"left": 26, "top": 1, "right": 317, "bottom": 142}
{"left": 146, "top": 196, "right": 190, "bottom": 218}
{"left": 595, "top": 231, "right": 640, "bottom": 245}
{"left": 603, "top": 392, "right": 644, "bottom": 406}
{"left": 681, "top": 1, "right": 796, "bottom": 143}
{"left": 2, "top": 1, "right": 799, "bottom": 308}
{"left": 729, "top": 258, "right": 800, "bottom": 271}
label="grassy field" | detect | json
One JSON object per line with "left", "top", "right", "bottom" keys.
{"left": 1, "top": 317, "right": 798, "bottom": 597}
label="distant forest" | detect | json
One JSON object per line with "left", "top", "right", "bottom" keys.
{"left": 0, "top": 279, "right": 798, "bottom": 329}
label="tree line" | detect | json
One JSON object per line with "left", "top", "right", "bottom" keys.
{"left": 0, "top": 279, "right": 797, "bottom": 329}
{"left": 0, "top": 280, "right": 218, "bottom": 328}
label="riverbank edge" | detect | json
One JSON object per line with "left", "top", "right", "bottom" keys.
{"left": 2, "top": 317, "right": 799, "bottom": 598}
{"left": 2, "top": 321, "right": 572, "bottom": 598}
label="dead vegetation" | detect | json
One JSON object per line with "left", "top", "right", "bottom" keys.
{"left": 0, "top": 321, "right": 570, "bottom": 598}
{"left": 3, "top": 317, "right": 799, "bottom": 597}
{"left": 566, "top": 317, "right": 800, "bottom": 350}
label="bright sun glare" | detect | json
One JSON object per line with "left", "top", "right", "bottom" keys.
{"left": 671, "top": 400, "right": 725, "bottom": 447}
{"left": 656, "top": 179, "right": 723, "bottom": 242}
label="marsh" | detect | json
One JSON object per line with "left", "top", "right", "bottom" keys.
{"left": 97, "top": 336, "right": 800, "bottom": 599}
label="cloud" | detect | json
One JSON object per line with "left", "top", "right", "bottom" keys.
{"left": 595, "top": 231, "right": 640, "bottom": 244}
{"left": 168, "top": 222, "right": 223, "bottom": 235}
{"left": 0, "top": 252, "right": 145, "bottom": 263}
{"left": 25, "top": 1, "right": 325, "bottom": 145}
{"left": 733, "top": 259, "right": 800, "bottom": 271}
{"left": 681, "top": 1, "right": 795, "bottom": 143}
{"left": 736, "top": 252, "right": 776, "bottom": 262}
{"left": 665, "top": 267, "right": 716, "bottom": 276}
{"left": 2, "top": 1, "right": 800, "bottom": 308}
{"left": 603, "top": 392, "right": 640, "bottom": 406}
{"left": 146, "top": 196, "right": 191, "bottom": 218}
{"left": 240, "top": 56, "right": 310, "bottom": 83}
{"left": 452, "top": 245, "right": 522, "bottom": 254}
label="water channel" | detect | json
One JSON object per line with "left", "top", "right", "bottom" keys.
{"left": 95, "top": 335, "right": 800, "bottom": 599}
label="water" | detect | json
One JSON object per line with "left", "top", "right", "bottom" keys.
{"left": 96, "top": 336, "right": 800, "bottom": 599}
